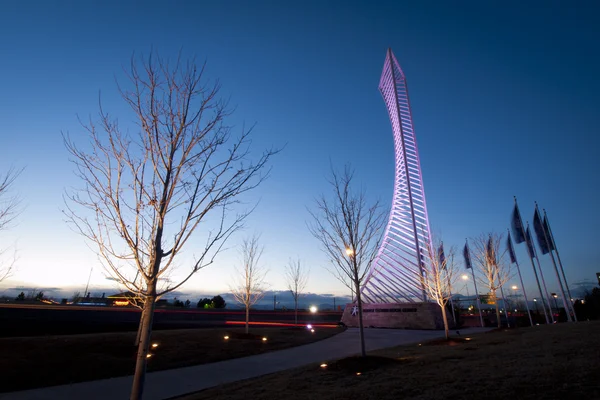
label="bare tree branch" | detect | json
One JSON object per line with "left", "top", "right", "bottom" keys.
{"left": 62, "top": 52, "right": 277, "bottom": 400}
{"left": 307, "top": 164, "right": 386, "bottom": 357}
{"left": 470, "top": 232, "right": 513, "bottom": 328}
{"left": 230, "top": 235, "right": 269, "bottom": 333}
{"left": 285, "top": 258, "right": 309, "bottom": 325}
{"left": 0, "top": 167, "right": 23, "bottom": 282}
{"left": 422, "top": 240, "right": 458, "bottom": 339}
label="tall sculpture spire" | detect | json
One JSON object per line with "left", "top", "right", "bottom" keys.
{"left": 361, "top": 49, "right": 433, "bottom": 303}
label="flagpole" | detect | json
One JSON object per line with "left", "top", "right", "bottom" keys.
{"left": 544, "top": 209, "right": 578, "bottom": 322}
{"left": 513, "top": 197, "right": 550, "bottom": 324}
{"left": 528, "top": 222, "right": 555, "bottom": 323}
{"left": 535, "top": 203, "right": 572, "bottom": 322}
{"left": 469, "top": 265, "right": 484, "bottom": 327}
{"left": 498, "top": 275, "right": 510, "bottom": 328}
{"left": 447, "top": 275, "right": 457, "bottom": 325}
{"left": 508, "top": 229, "right": 534, "bottom": 327}
{"left": 466, "top": 239, "right": 484, "bottom": 327}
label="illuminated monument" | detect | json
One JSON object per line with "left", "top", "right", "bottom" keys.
{"left": 361, "top": 48, "right": 433, "bottom": 304}
{"left": 342, "top": 49, "right": 442, "bottom": 329}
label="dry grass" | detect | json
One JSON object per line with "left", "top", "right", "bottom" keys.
{"left": 180, "top": 321, "right": 600, "bottom": 400}
{"left": 0, "top": 326, "right": 344, "bottom": 392}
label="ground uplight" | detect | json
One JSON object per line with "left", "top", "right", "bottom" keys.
{"left": 310, "top": 329, "right": 315, "bottom": 333}
{"left": 262, "top": 337, "right": 268, "bottom": 342}
{"left": 224, "top": 336, "right": 229, "bottom": 340}
{"left": 320, "top": 363, "right": 327, "bottom": 368}
{"left": 151, "top": 343, "right": 159, "bottom": 348}
{"left": 146, "top": 353, "right": 152, "bottom": 358}
{"left": 306, "top": 324, "right": 313, "bottom": 329}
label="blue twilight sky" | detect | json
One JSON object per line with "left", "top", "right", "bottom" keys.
{"left": 0, "top": 1, "right": 598, "bottom": 302}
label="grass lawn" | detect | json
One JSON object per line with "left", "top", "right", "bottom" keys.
{"left": 0, "top": 325, "right": 344, "bottom": 393}
{"left": 178, "top": 321, "right": 600, "bottom": 400}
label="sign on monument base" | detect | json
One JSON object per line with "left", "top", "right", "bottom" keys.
{"left": 340, "top": 302, "right": 454, "bottom": 330}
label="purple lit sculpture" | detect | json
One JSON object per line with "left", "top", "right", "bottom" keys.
{"left": 361, "top": 49, "right": 433, "bottom": 303}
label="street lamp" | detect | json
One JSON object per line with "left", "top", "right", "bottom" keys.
{"left": 345, "top": 247, "right": 355, "bottom": 300}
{"left": 310, "top": 305, "right": 318, "bottom": 313}
{"left": 510, "top": 285, "right": 519, "bottom": 312}
{"left": 551, "top": 293, "right": 559, "bottom": 314}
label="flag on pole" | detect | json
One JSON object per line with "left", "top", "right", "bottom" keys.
{"left": 438, "top": 243, "right": 446, "bottom": 270}
{"left": 486, "top": 235, "right": 495, "bottom": 261}
{"left": 507, "top": 232, "right": 517, "bottom": 264}
{"left": 463, "top": 242, "right": 472, "bottom": 269}
{"left": 533, "top": 207, "right": 550, "bottom": 254}
{"left": 543, "top": 215, "right": 556, "bottom": 251}
{"left": 525, "top": 226, "right": 536, "bottom": 257}
{"left": 511, "top": 202, "right": 526, "bottom": 243}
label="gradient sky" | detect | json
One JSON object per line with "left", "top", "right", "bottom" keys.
{"left": 0, "top": 1, "right": 598, "bottom": 302}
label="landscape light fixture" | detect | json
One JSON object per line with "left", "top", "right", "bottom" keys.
{"left": 320, "top": 363, "right": 327, "bottom": 368}
{"left": 224, "top": 336, "right": 229, "bottom": 340}
{"left": 262, "top": 337, "right": 268, "bottom": 342}
{"left": 306, "top": 324, "right": 313, "bottom": 329}
{"left": 151, "top": 343, "right": 159, "bottom": 348}
{"left": 311, "top": 329, "right": 315, "bottom": 333}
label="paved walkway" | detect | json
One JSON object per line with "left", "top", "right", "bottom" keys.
{"left": 1, "top": 327, "right": 491, "bottom": 400}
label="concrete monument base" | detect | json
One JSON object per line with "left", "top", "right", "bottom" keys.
{"left": 340, "top": 302, "right": 453, "bottom": 330}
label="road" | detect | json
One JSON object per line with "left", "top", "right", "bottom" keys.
{"left": 0, "top": 303, "right": 343, "bottom": 337}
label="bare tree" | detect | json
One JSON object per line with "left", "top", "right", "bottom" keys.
{"left": 63, "top": 53, "right": 276, "bottom": 400}
{"left": 308, "top": 165, "right": 386, "bottom": 357}
{"left": 471, "top": 233, "right": 512, "bottom": 328}
{"left": 231, "top": 235, "right": 268, "bottom": 333}
{"left": 284, "top": 258, "right": 309, "bottom": 325}
{"left": 422, "top": 241, "right": 458, "bottom": 339}
{"left": 0, "top": 167, "right": 23, "bottom": 282}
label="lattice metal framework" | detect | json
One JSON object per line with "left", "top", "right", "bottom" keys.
{"left": 361, "top": 48, "right": 433, "bottom": 304}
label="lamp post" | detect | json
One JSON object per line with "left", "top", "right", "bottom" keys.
{"left": 346, "top": 248, "right": 355, "bottom": 301}
{"left": 552, "top": 293, "right": 559, "bottom": 316}
{"left": 461, "top": 274, "right": 470, "bottom": 312}
{"left": 511, "top": 285, "right": 518, "bottom": 312}
{"left": 533, "top": 298, "right": 539, "bottom": 315}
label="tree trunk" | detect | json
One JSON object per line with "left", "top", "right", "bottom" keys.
{"left": 294, "top": 298, "right": 298, "bottom": 325}
{"left": 134, "top": 310, "right": 144, "bottom": 346}
{"left": 493, "top": 291, "right": 501, "bottom": 328}
{"left": 441, "top": 304, "right": 449, "bottom": 340}
{"left": 245, "top": 305, "right": 250, "bottom": 334}
{"left": 130, "top": 288, "right": 157, "bottom": 400}
{"left": 355, "top": 280, "right": 367, "bottom": 357}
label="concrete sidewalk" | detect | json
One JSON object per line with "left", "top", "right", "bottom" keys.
{"left": 1, "top": 327, "right": 491, "bottom": 400}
